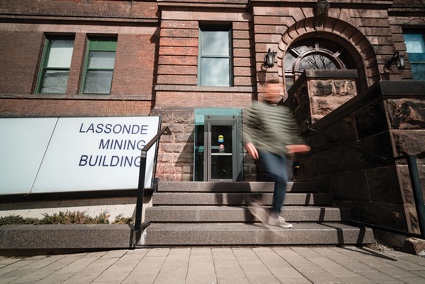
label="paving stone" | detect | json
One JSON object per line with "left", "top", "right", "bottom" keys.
{"left": 212, "top": 247, "right": 235, "bottom": 259}
{"left": 239, "top": 265, "right": 281, "bottom": 284}
{"left": 61, "top": 257, "right": 119, "bottom": 284}
{"left": 338, "top": 261, "right": 375, "bottom": 273}
{"left": 213, "top": 257, "right": 241, "bottom": 268}
{"left": 1, "top": 246, "right": 425, "bottom": 283}
{"left": 121, "top": 254, "right": 166, "bottom": 284}
{"left": 358, "top": 271, "right": 404, "bottom": 283}
{"left": 38, "top": 272, "right": 77, "bottom": 284}
{"left": 269, "top": 266, "right": 306, "bottom": 278}
{"left": 299, "top": 270, "right": 345, "bottom": 283}
{"left": 0, "top": 257, "right": 21, "bottom": 267}
{"left": 355, "top": 255, "right": 393, "bottom": 267}
{"left": 253, "top": 247, "right": 292, "bottom": 268}
{"left": 186, "top": 248, "right": 216, "bottom": 284}
{"left": 373, "top": 264, "right": 418, "bottom": 277}
{"left": 0, "top": 257, "right": 57, "bottom": 281}
{"left": 215, "top": 265, "right": 245, "bottom": 279}
{"left": 412, "top": 269, "right": 425, "bottom": 278}
{"left": 14, "top": 255, "right": 80, "bottom": 283}
{"left": 336, "top": 275, "right": 374, "bottom": 283}
{"left": 386, "top": 257, "right": 425, "bottom": 271}
{"left": 216, "top": 278, "right": 250, "bottom": 284}
{"left": 290, "top": 246, "right": 326, "bottom": 258}
{"left": 145, "top": 248, "right": 170, "bottom": 257}
{"left": 398, "top": 276, "right": 425, "bottom": 284}
{"left": 47, "top": 254, "right": 99, "bottom": 275}
{"left": 153, "top": 248, "right": 190, "bottom": 284}
{"left": 92, "top": 252, "right": 142, "bottom": 283}
{"left": 309, "top": 258, "right": 358, "bottom": 277}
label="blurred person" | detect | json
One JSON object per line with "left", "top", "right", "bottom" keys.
{"left": 243, "top": 82, "right": 310, "bottom": 228}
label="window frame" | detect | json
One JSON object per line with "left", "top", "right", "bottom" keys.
{"left": 403, "top": 31, "right": 425, "bottom": 81}
{"left": 36, "top": 36, "right": 75, "bottom": 94}
{"left": 284, "top": 39, "right": 351, "bottom": 91}
{"left": 81, "top": 36, "right": 117, "bottom": 95}
{"left": 198, "top": 25, "right": 233, "bottom": 87}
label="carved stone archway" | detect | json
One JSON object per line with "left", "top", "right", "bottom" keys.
{"left": 276, "top": 17, "right": 379, "bottom": 95}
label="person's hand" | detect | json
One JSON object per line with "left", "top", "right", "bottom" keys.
{"left": 286, "top": 144, "right": 311, "bottom": 154}
{"left": 245, "top": 142, "right": 259, "bottom": 160}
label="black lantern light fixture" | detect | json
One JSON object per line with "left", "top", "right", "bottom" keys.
{"left": 264, "top": 48, "right": 276, "bottom": 68}
{"left": 385, "top": 51, "right": 405, "bottom": 70}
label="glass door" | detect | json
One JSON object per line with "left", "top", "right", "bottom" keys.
{"left": 204, "top": 116, "right": 237, "bottom": 181}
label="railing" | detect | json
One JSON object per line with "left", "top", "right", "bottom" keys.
{"left": 134, "top": 126, "right": 171, "bottom": 233}
{"left": 307, "top": 128, "right": 425, "bottom": 239}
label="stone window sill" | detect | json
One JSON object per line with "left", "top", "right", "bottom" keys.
{"left": 155, "top": 85, "right": 254, "bottom": 93}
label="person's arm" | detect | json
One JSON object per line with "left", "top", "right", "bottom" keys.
{"left": 286, "top": 144, "right": 310, "bottom": 154}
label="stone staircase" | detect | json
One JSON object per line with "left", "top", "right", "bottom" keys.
{"left": 139, "top": 181, "right": 375, "bottom": 246}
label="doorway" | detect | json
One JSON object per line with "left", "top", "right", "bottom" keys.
{"left": 194, "top": 109, "right": 242, "bottom": 181}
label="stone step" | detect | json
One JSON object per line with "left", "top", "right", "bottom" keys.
{"left": 140, "top": 222, "right": 374, "bottom": 246}
{"left": 145, "top": 206, "right": 351, "bottom": 223}
{"left": 157, "top": 181, "right": 319, "bottom": 193}
{"left": 151, "top": 192, "right": 333, "bottom": 206}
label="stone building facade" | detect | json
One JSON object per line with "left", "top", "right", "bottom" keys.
{"left": 0, "top": 0, "right": 424, "bottom": 239}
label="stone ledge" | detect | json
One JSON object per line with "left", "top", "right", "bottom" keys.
{"left": 0, "top": 224, "right": 135, "bottom": 255}
{"left": 155, "top": 85, "right": 254, "bottom": 93}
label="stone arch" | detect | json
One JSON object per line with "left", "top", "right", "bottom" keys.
{"left": 276, "top": 17, "right": 379, "bottom": 94}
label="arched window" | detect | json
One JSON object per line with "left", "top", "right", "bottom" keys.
{"left": 284, "top": 38, "right": 352, "bottom": 90}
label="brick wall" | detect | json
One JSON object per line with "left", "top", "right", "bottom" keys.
{"left": 0, "top": 98, "right": 152, "bottom": 117}
{"left": 0, "top": 22, "right": 158, "bottom": 117}
{"left": 155, "top": 10, "right": 255, "bottom": 108}
{"left": 0, "top": 31, "right": 44, "bottom": 94}
{"left": 0, "top": 0, "right": 158, "bottom": 20}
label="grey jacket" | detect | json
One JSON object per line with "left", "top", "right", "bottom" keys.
{"left": 243, "top": 101, "right": 305, "bottom": 155}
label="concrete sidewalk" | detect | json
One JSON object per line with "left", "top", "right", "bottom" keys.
{"left": 1, "top": 246, "right": 425, "bottom": 284}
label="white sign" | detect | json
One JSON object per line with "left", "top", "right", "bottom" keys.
{"left": 0, "top": 118, "right": 58, "bottom": 194}
{"left": 0, "top": 116, "right": 161, "bottom": 195}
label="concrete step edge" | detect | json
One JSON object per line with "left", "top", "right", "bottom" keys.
{"left": 151, "top": 192, "right": 333, "bottom": 206}
{"left": 157, "top": 181, "right": 319, "bottom": 193}
{"left": 145, "top": 206, "right": 351, "bottom": 222}
{"left": 140, "top": 222, "right": 375, "bottom": 246}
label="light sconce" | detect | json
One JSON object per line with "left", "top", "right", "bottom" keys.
{"left": 264, "top": 48, "right": 276, "bottom": 68}
{"left": 385, "top": 51, "right": 405, "bottom": 70}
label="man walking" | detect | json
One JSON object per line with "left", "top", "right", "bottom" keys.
{"left": 243, "top": 82, "right": 310, "bottom": 228}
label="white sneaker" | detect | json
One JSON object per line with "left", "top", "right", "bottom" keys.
{"left": 268, "top": 214, "right": 293, "bottom": 228}
{"left": 249, "top": 202, "right": 270, "bottom": 225}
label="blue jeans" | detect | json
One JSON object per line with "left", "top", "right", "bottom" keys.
{"left": 258, "top": 150, "right": 289, "bottom": 215}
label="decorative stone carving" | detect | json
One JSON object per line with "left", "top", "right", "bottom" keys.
{"left": 285, "top": 69, "right": 359, "bottom": 128}
{"left": 308, "top": 79, "right": 357, "bottom": 123}
{"left": 313, "top": 0, "right": 330, "bottom": 29}
{"left": 309, "top": 80, "right": 356, "bottom": 97}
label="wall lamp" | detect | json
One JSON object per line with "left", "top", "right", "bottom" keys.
{"left": 385, "top": 51, "right": 405, "bottom": 70}
{"left": 264, "top": 48, "right": 276, "bottom": 68}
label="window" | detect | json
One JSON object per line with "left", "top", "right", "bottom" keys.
{"left": 199, "top": 27, "right": 232, "bottom": 86}
{"left": 82, "top": 37, "right": 117, "bottom": 94}
{"left": 404, "top": 33, "right": 425, "bottom": 80}
{"left": 37, "top": 37, "right": 74, "bottom": 94}
{"left": 284, "top": 39, "right": 351, "bottom": 90}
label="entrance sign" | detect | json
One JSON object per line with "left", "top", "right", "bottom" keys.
{"left": 0, "top": 116, "right": 161, "bottom": 195}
